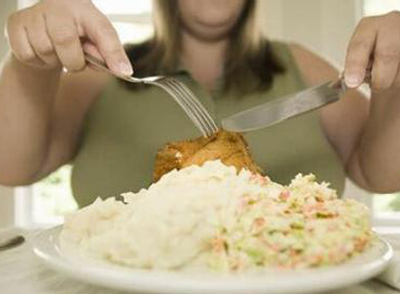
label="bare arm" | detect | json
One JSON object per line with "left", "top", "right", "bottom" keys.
{"left": 290, "top": 44, "right": 371, "bottom": 190}
{"left": 291, "top": 11, "right": 400, "bottom": 193}
{"left": 0, "top": 0, "right": 132, "bottom": 186}
{"left": 344, "top": 12, "right": 400, "bottom": 193}
{"left": 0, "top": 54, "right": 109, "bottom": 185}
{"left": 0, "top": 55, "right": 60, "bottom": 184}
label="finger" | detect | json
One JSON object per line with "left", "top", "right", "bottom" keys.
{"left": 80, "top": 10, "right": 133, "bottom": 76}
{"left": 82, "top": 41, "right": 104, "bottom": 71}
{"left": 26, "top": 13, "right": 59, "bottom": 68}
{"left": 9, "top": 28, "right": 45, "bottom": 68}
{"left": 45, "top": 14, "right": 85, "bottom": 72}
{"left": 393, "top": 67, "right": 400, "bottom": 88}
{"left": 82, "top": 41, "right": 103, "bottom": 59}
{"left": 370, "top": 22, "right": 400, "bottom": 90}
{"left": 345, "top": 17, "right": 377, "bottom": 88}
{"left": 6, "top": 13, "right": 45, "bottom": 67}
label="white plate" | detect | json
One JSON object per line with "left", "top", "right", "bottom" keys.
{"left": 32, "top": 226, "right": 393, "bottom": 294}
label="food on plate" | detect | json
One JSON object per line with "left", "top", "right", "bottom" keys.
{"left": 61, "top": 160, "right": 374, "bottom": 272}
{"left": 153, "top": 130, "right": 262, "bottom": 182}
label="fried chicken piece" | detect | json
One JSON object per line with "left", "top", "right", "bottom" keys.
{"left": 153, "top": 130, "right": 262, "bottom": 182}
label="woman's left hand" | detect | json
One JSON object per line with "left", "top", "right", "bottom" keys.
{"left": 345, "top": 11, "right": 400, "bottom": 91}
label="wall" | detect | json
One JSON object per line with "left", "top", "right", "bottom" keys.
{"left": 0, "top": 1, "right": 17, "bottom": 227}
{"left": 261, "top": 0, "right": 362, "bottom": 66}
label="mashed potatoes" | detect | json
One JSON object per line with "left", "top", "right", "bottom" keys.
{"left": 60, "top": 160, "right": 373, "bottom": 272}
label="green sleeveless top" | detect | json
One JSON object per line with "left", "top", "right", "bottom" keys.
{"left": 71, "top": 42, "right": 345, "bottom": 208}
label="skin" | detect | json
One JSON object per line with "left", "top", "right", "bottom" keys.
{"left": 0, "top": 0, "right": 399, "bottom": 193}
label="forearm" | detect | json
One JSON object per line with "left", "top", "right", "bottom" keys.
{"left": 0, "top": 54, "right": 61, "bottom": 185}
{"left": 348, "top": 88, "right": 400, "bottom": 193}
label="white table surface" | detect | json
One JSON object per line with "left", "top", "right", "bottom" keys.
{"left": 1, "top": 227, "right": 400, "bottom": 294}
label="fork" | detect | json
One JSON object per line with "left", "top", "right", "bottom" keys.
{"left": 84, "top": 53, "right": 219, "bottom": 137}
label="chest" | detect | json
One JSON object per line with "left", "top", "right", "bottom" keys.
{"left": 90, "top": 78, "right": 338, "bottom": 173}
{"left": 72, "top": 76, "right": 345, "bottom": 205}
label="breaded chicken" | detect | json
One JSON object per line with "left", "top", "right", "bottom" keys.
{"left": 153, "top": 130, "right": 262, "bottom": 182}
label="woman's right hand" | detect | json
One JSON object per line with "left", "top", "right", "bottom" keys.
{"left": 5, "top": 0, "right": 133, "bottom": 75}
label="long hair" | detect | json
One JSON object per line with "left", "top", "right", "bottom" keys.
{"left": 124, "top": 0, "right": 285, "bottom": 94}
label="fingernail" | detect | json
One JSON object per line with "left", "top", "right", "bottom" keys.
{"left": 345, "top": 73, "right": 362, "bottom": 88}
{"left": 119, "top": 62, "right": 133, "bottom": 76}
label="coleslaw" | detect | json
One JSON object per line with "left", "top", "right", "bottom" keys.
{"left": 60, "top": 160, "right": 373, "bottom": 272}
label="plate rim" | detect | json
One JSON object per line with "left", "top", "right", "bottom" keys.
{"left": 32, "top": 226, "right": 394, "bottom": 294}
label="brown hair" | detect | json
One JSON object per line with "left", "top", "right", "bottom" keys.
{"left": 124, "top": 0, "right": 285, "bottom": 94}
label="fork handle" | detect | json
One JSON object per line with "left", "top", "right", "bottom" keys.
{"left": 84, "top": 53, "right": 117, "bottom": 75}
{"left": 84, "top": 53, "right": 139, "bottom": 84}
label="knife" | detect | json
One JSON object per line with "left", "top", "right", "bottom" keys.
{"left": 222, "top": 78, "right": 346, "bottom": 132}
{"left": 0, "top": 235, "right": 25, "bottom": 252}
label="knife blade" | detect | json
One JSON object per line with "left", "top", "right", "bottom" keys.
{"left": 222, "top": 79, "right": 345, "bottom": 132}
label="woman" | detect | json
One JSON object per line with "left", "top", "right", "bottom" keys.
{"left": 0, "top": 0, "right": 399, "bottom": 207}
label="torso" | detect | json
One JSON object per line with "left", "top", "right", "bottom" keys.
{"left": 71, "top": 41, "right": 345, "bottom": 207}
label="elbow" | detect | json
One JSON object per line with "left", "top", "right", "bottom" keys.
{"left": 361, "top": 168, "right": 400, "bottom": 195}
{"left": 349, "top": 153, "right": 400, "bottom": 194}
{"left": 0, "top": 170, "right": 41, "bottom": 187}
{"left": 348, "top": 174, "right": 400, "bottom": 194}
{"left": 361, "top": 180, "right": 400, "bottom": 194}
{"left": 0, "top": 177, "right": 38, "bottom": 187}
